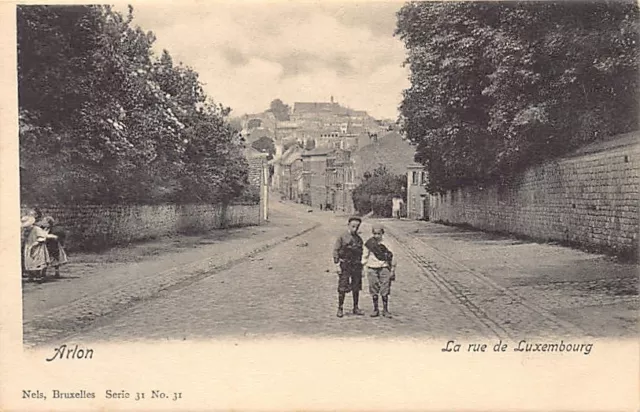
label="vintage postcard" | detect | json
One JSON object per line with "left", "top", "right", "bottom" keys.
{"left": 1, "top": 0, "right": 638, "bottom": 410}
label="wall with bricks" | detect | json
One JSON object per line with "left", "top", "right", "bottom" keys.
{"left": 429, "top": 132, "right": 639, "bottom": 255}
{"left": 20, "top": 203, "right": 260, "bottom": 252}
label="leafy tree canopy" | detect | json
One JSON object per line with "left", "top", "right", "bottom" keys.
{"left": 352, "top": 165, "right": 406, "bottom": 217}
{"left": 268, "top": 98, "right": 290, "bottom": 121}
{"left": 396, "top": 1, "right": 639, "bottom": 193}
{"left": 18, "top": 5, "right": 249, "bottom": 205}
{"left": 251, "top": 136, "right": 275, "bottom": 160}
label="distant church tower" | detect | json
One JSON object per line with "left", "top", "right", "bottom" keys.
{"left": 330, "top": 95, "right": 334, "bottom": 104}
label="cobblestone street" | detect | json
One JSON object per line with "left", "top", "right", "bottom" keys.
{"left": 23, "top": 201, "right": 638, "bottom": 346}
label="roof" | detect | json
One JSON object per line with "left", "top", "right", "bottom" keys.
{"left": 353, "top": 131, "right": 417, "bottom": 176}
{"left": 302, "top": 147, "right": 335, "bottom": 157}
{"left": 282, "top": 152, "right": 302, "bottom": 166}
{"left": 318, "top": 126, "right": 342, "bottom": 133}
{"left": 244, "top": 146, "right": 269, "bottom": 159}
{"left": 280, "top": 145, "right": 303, "bottom": 165}
{"left": 348, "top": 125, "right": 366, "bottom": 134}
{"left": 293, "top": 102, "right": 337, "bottom": 113}
{"left": 244, "top": 111, "right": 276, "bottom": 122}
{"left": 276, "top": 121, "right": 298, "bottom": 129}
{"left": 247, "top": 128, "right": 273, "bottom": 142}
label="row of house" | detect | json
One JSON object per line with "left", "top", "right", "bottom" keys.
{"left": 245, "top": 133, "right": 442, "bottom": 222}
{"left": 242, "top": 98, "right": 430, "bottom": 219}
{"left": 273, "top": 143, "right": 430, "bottom": 219}
{"left": 267, "top": 98, "right": 379, "bottom": 214}
{"left": 240, "top": 97, "right": 388, "bottom": 151}
{"left": 272, "top": 144, "right": 357, "bottom": 213}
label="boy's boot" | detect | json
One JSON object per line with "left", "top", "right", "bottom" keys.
{"left": 371, "top": 295, "right": 380, "bottom": 317}
{"left": 337, "top": 292, "right": 345, "bottom": 318}
{"left": 382, "top": 296, "right": 392, "bottom": 318}
{"left": 352, "top": 290, "right": 364, "bottom": 315}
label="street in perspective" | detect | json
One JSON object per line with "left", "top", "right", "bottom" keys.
{"left": 22, "top": 199, "right": 638, "bottom": 346}
{"left": 17, "top": 2, "right": 639, "bottom": 348}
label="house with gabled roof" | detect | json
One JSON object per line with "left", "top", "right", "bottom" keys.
{"left": 276, "top": 144, "right": 304, "bottom": 202}
{"left": 300, "top": 147, "right": 335, "bottom": 207}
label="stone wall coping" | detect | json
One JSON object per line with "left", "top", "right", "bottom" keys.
{"left": 566, "top": 131, "right": 640, "bottom": 158}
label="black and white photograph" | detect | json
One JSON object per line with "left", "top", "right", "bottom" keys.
{"left": 1, "top": 0, "right": 639, "bottom": 410}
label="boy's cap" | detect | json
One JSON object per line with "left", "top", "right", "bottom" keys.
{"left": 348, "top": 216, "right": 362, "bottom": 223}
{"left": 372, "top": 224, "right": 385, "bottom": 233}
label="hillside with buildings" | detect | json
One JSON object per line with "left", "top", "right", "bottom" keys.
{"left": 238, "top": 97, "right": 390, "bottom": 149}
{"left": 253, "top": 97, "right": 405, "bottom": 215}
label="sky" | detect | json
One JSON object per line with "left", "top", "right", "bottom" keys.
{"left": 120, "top": 1, "right": 410, "bottom": 120}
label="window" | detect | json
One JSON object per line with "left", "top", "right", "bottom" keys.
{"left": 421, "top": 171, "right": 428, "bottom": 185}
{"left": 412, "top": 171, "right": 419, "bottom": 185}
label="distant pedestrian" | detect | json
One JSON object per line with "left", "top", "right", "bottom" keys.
{"left": 362, "top": 225, "right": 396, "bottom": 318}
{"left": 392, "top": 197, "right": 404, "bottom": 219}
{"left": 43, "top": 216, "right": 68, "bottom": 277}
{"left": 332, "top": 216, "right": 364, "bottom": 317}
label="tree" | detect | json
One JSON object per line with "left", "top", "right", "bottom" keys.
{"left": 352, "top": 165, "right": 406, "bottom": 217}
{"left": 250, "top": 136, "right": 275, "bottom": 160}
{"left": 226, "top": 116, "right": 243, "bottom": 133}
{"left": 177, "top": 113, "right": 249, "bottom": 204}
{"left": 18, "top": 5, "right": 250, "bottom": 205}
{"left": 268, "top": 98, "right": 290, "bottom": 121}
{"left": 396, "top": 1, "right": 639, "bottom": 193}
{"left": 246, "top": 118, "right": 262, "bottom": 129}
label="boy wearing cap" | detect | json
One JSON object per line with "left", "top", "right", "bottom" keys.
{"left": 362, "top": 225, "right": 396, "bottom": 318}
{"left": 332, "top": 216, "right": 365, "bottom": 318}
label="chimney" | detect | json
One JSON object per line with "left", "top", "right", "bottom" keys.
{"left": 330, "top": 95, "right": 334, "bottom": 104}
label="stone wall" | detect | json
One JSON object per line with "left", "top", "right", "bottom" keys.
{"left": 429, "top": 132, "right": 640, "bottom": 256}
{"left": 21, "top": 203, "right": 260, "bottom": 252}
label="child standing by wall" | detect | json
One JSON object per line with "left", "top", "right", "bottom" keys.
{"left": 24, "top": 218, "right": 53, "bottom": 282}
{"left": 44, "top": 216, "right": 68, "bottom": 277}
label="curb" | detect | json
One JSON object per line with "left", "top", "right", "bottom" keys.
{"left": 23, "top": 223, "right": 320, "bottom": 347}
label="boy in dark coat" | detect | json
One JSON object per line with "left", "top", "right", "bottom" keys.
{"left": 332, "top": 216, "right": 364, "bottom": 318}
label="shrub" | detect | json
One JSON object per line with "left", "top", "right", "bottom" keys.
{"left": 352, "top": 166, "right": 406, "bottom": 216}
